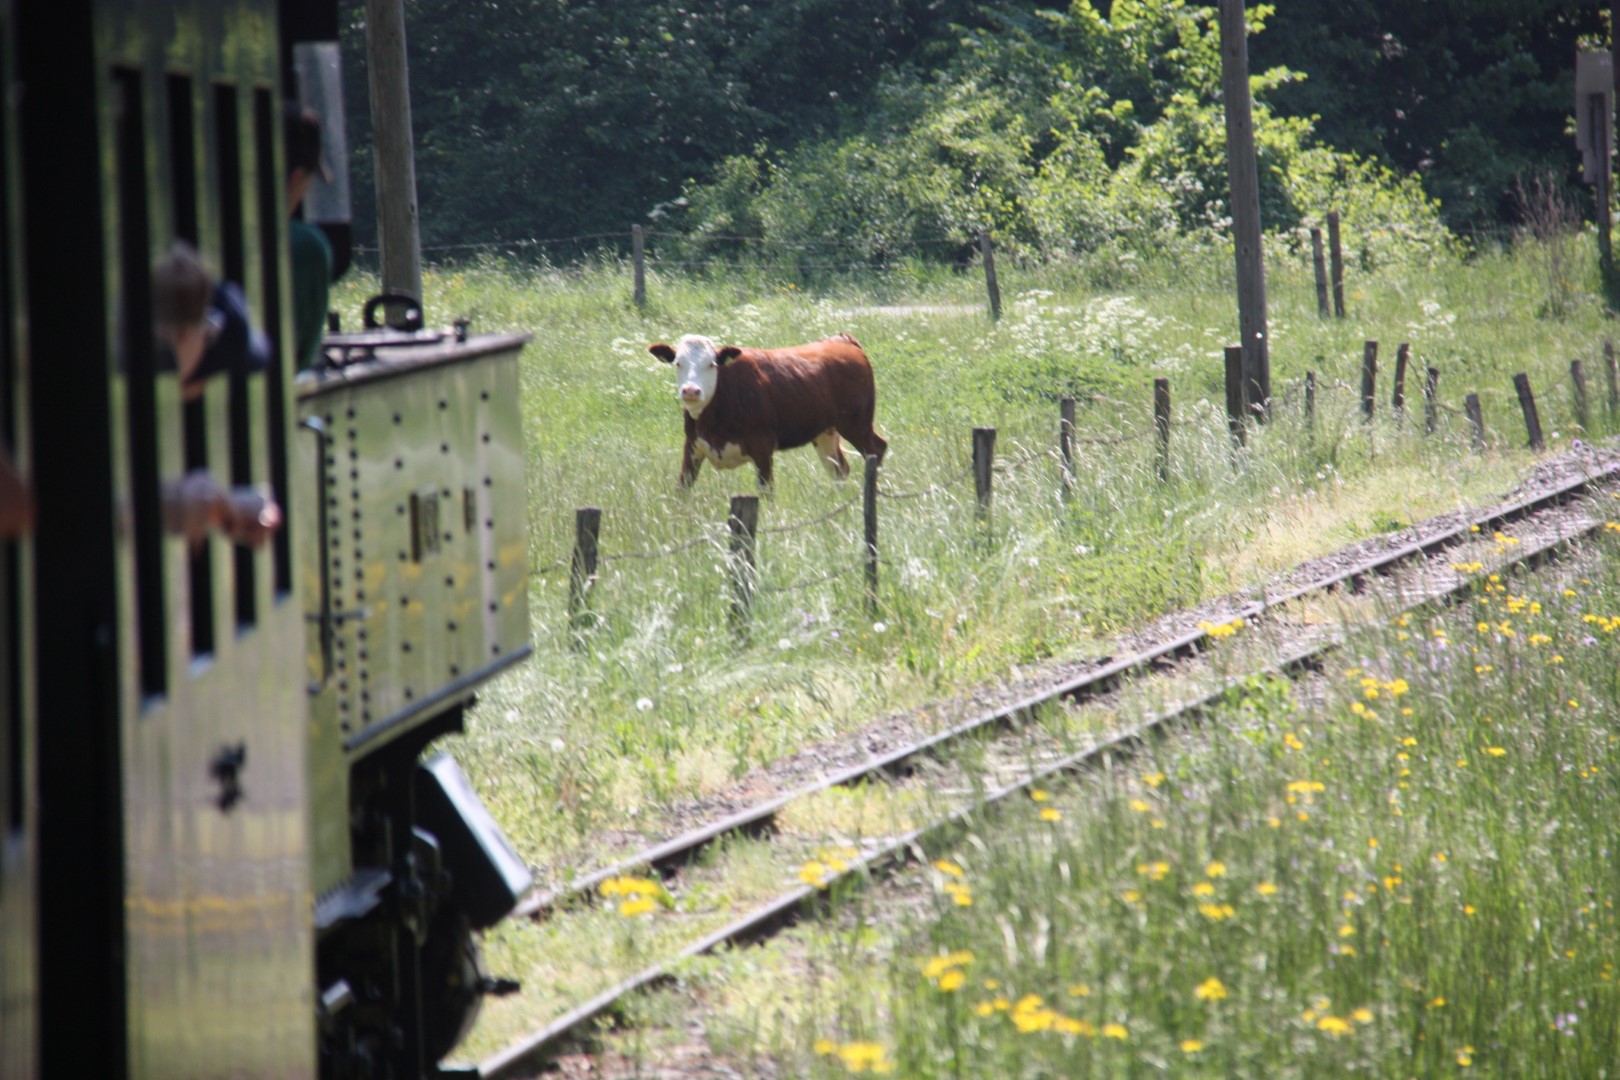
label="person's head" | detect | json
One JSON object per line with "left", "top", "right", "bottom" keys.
{"left": 152, "top": 241, "right": 214, "bottom": 388}
{"left": 284, "top": 101, "right": 325, "bottom": 213}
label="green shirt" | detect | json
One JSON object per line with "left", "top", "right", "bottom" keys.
{"left": 290, "top": 217, "right": 332, "bottom": 370}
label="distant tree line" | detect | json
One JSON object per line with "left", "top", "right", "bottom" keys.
{"left": 338, "top": 0, "right": 1607, "bottom": 264}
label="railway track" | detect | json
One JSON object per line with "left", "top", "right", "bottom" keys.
{"left": 478, "top": 454, "right": 1620, "bottom": 1078}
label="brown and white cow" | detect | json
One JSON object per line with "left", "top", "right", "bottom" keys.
{"left": 649, "top": 333, "right": 887, "bottom": 489}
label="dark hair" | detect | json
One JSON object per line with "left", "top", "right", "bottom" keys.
{"left": 283, "top": 101, "right": 324, "bottom": 179}
{"left": 152, "top": 241, "right": 211, "bottom": 327}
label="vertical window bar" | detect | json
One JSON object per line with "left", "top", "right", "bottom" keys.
{"left": 214, "top": 82, "right": 256, "bottom": 629}
{"left": 166, "top": 74, "right": 198, "bottom": 245}
{"left": 115, "top": 67, "right": 169, "bottom": 696}
{"left": 254, "top": 87, "right": 291, "bottom": 594}
{"left": 0, "top": 26, "right": 19, "bottom": 829}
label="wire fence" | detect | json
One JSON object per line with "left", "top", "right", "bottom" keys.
{"left": 539, "top": 337, "right": 1619, "bottom": 634}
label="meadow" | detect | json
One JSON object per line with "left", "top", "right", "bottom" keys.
{"left": 329, "top": 229, "right": 1620, "bottom": 1070}
{"left": 333, "top": 233, "right": 1615, "bottom": 882}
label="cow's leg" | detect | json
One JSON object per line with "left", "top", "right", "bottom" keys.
{"left": 742, "top": 436, "right": 776, "bottom": 492}
{"left": 838, "top": 416, "right": 887, "bottom": 466}
{"left": 812, "top": 429, "right": 850, "bottom": 479}
{"left": 679, "top": 434, "right": 703, "bottom": 488}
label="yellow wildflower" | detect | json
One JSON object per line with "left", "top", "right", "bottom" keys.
{"left": 836, "top": 1040, "right": 893, "bottom": 1074}
{"left": 1195, "top": 977, "right": 1228, "bottom": 1001}
{"left": 1101, "top": 1022, "right": 1129, "bottom": 1040}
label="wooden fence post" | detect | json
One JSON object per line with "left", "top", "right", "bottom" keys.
{"left": 1571, "top": 359, "right": 1590, "bottom": 433}
{"left": 1423, "top": 366, "right": 1440, "bottom": 435}
{"left": 1304, "top": 368, "right": 1317, "bottom": 434}
{"left": 1360, "top": 340, "right": 1378, "bottom": 421}
{"left": 1512, "top": 373, "right": 1545, "bottom": 451}
{"left": 980, "top": 232, "right": 1001, "bottom": 322}
{"left": 632, "top": 224, "right": 646, "bottom": 309}
{"left": 1153, "top": 378, "right": 1171, "bottom": 483}
{"left": 728, "top": 494, "right": 759, "bottom": 632}
{"left": 1392, "top": 342, "right": 1410, "bottom": 418}
{"left": 1327, "top": 210, "right": 1346, "bottom": 318}
{"left": 568, "top": 506, "right": 602, "bottom": 638}
{"left": 1059, "top": 396, "right": 1076, "bottom": 498}
{"left": 1605, "top": 340, "right": 1618, "bottom": 418}
{"left": 972, "top": 427, "right": 996, "bottom": 520}
{"left": 1464, "top": 393, "right": 1487, "bottom": 452}
{"left": 1311, "top": 227, "right": 1330, "bottom": 317}
{"left": 863, "top": 454, "right": 879, "bottom": 616}
{"left": 1224, "top": 345, "right": 1247, "bottom": 448}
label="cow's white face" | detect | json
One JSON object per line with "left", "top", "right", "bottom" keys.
{"left": 651, "top": 334, "right": 734, "bottom": 418}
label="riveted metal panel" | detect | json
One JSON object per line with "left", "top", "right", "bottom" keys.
{"left": 297, "top": 332, "right": 531, "bottom": 896}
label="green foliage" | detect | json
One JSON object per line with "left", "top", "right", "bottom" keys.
{"left": 1252, "top": 0, "right": 1607, "bottom": 233}
{"left": 339, "top": 0, "right": 993, "bottom": 253}
{"left": 340, "top": 1, "right": 1605, "bottom": 263}
{"left": 673, "top": 1, "right": 1452, "bottom": 267}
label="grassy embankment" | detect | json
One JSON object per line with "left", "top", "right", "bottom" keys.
{"left": 693, "top": 526, "right": 1620, "bottom": 1077}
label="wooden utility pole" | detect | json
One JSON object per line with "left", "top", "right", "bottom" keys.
{"left": 1578, "top": 47, "right": 1615, "bottom": 295}
{"left": 365, "top": 0, "right": 424, "bottom": 316}
{"left": 1219, "top": 0, "right": 1270, "bottom": 417}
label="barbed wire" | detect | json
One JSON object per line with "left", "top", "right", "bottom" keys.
{"left": 760, "top": 493, "right": 858, "bottom": 535}
{"left": 759, "top": 559, "right": 863, "bottom": 597}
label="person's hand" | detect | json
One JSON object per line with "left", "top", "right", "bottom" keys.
{"left": 162, "top": 470, "right": 227, "bottom": 548}
{"left": 218, "top": 485, "right": 282, "bottom": 548}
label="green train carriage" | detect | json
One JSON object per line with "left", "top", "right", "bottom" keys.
{"left": 0, "top": 0, "right": 537, "bottom": 1075}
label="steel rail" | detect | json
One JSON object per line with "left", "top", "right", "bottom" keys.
{"left": 481, "top": 461, "right": 1619, "bottom": 1077}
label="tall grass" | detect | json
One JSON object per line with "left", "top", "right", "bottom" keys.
{"left": 766, "top": 528, "right": 1620, "bottom": 1077}
{"left": 332, "top": 237, "right": 1617, "bottom": 875}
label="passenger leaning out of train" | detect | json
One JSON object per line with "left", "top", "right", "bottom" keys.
{"left": 152, "top": 240, "right": 282, "bottom": 548}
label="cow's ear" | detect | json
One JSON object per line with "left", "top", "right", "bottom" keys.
{"left": 649, "top": 343, "right": 676, "bottom": 363}
{"left": 716, "top": 346, "right": 742, "bottom": 365}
